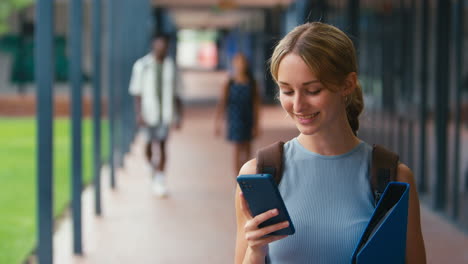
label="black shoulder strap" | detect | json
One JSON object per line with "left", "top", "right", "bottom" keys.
{"left": 371, "top": 144, "right": 399, "bottom": 206}
{"left": 256, "top": 141, "right": 285, "bottom": 185}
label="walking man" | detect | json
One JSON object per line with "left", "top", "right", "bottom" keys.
{"left": 129, "top": 33, "right": 182, "bottom": 197}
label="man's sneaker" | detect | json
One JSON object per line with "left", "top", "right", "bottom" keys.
{"left": 152, "top": 173, "right": 168, "bottom": 198}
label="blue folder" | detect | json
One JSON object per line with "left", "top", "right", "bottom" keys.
{"left": 351, "top": 182, "right": 410, "bottom": 264}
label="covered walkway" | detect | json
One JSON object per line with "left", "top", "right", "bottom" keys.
{"left": 22, "top": 0, "right": 468, "bottom": 262}
{"left": 51, "top": 106, "right": 468, "bottom": 264}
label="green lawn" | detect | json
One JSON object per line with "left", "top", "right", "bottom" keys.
{"left": 0, "top": 118, "right": 108, "bottom": 264}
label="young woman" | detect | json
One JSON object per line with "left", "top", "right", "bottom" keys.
{"left": 234, "top": 22, "right": 426, "bottom": 263}
{"left": 215, "top": 53, "right": 261, "bottom": 174}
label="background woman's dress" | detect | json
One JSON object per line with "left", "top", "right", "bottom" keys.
{"left": 226, "top": 80, "right": 254, "bottom": 142}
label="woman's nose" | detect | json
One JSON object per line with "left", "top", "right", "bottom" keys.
{"left": 293, "top": 93, "right": 305, "bottom": 113}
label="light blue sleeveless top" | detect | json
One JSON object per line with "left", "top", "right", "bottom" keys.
{"left": 267, "top": 138, "right": 375, "bottom": 264}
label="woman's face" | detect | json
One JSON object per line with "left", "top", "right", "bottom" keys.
{"left": 232, "top": 55, "right": 247, "bottom": 75}
{"left": 277, "top": 53, "right": 347, "bottom": 136}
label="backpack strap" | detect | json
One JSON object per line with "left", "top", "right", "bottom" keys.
{"left": 371, "top": 144, "right": 399, "bottom": 206}
{"left": 256, "top": 141, "right": 285, "bottom": 185}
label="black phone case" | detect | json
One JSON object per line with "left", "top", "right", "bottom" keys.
{"left": 237, "top": 174, "right": 295, "bottom": 236}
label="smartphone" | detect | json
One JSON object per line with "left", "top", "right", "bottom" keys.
{"left": 237, "top": 174, "right": 295, "bottom": 236}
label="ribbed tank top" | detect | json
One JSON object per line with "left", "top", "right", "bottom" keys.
{"left": 266, "top": 138, "right": 375, "bottom": 264}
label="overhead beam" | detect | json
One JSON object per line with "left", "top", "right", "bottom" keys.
{"left": 152, "top": 0, "right": 294, "bottom": 8}
{"left": 170, "top": 8, "right": 263, "bottom": 29}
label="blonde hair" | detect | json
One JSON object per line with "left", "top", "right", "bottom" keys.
{"left": 270, "top": 22, "right": 364, "bottom": 135}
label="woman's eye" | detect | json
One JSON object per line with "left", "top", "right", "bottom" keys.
{"left": 281, "top": 90, "right": 293, "bottom": 95}
{"left": 307, "top": 89, "right": 321, "bottom": 95}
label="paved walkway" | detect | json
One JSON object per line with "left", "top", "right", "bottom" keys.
{"left": 53, "top": 106, "right": 468, "bottom": 264}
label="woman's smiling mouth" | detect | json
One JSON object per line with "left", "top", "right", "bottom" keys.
{"left": 295, "top": 112, "right": 320, "bottom": 124}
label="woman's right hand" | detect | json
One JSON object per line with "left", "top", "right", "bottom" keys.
{"left": 239, "top": 192, "right": 289, "bottom": 259}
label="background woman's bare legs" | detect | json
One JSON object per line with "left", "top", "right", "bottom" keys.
{"left": 234, "top": 141, "right": 252, "bottom": 174}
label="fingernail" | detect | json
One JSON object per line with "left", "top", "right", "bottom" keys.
{"left": 283, "top": 221, "right": 289, "bottom": 227}
{"left": 272, "top": 209, "right": 278, "bottom": 215}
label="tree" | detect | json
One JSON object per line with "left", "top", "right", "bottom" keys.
{"left": 0, "top": 0, "right": 34, "bottom": 36}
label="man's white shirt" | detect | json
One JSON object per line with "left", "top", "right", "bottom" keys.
{"left": 129, "top": 54, "right": 180, "bottom": 126}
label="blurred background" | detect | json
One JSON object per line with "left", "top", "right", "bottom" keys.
{"left": 0, "top": 0, "right": 467, "bottom": 263}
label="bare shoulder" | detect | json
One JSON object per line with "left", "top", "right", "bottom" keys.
{"left": 396, "top": 164, "right": 427, "bottom": 263}
{"left": 224, "top": 76, "right": 232, "bottom": 85}
{"left": 238, "top": 158, "right": 257, "bottom": 177}
{"left": 221, "top": 78, "right": 231, "bottom": 93}
{"left": 396, "top": 163, "right": 416, "bottom": 185}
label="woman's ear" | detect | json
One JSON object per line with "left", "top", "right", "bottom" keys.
{"left": 341, "top": 72, "right": 357, "bottom": 96}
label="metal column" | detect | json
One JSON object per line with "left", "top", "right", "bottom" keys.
{"left": 92, "top": 0, "right": 102, "bottom": 215}
{"left": 348, "top": 0, "right": 360, "bottom": 47}
{"left": 381, "top": 6, "right": 396, "bottom": 149}
{"left": 70, "top": 0, "right": 83, "bottom": 255}
{"left": 107, "top": 0, "right": 116, "bottom": 189}
{"left": 406, "top": 0, "right": 416, "bottom": 170}
{"left": 263, "top": 7, "right": 282, "bottom": 103}
{"left": 36, "top": 0, "right": 54, "bottom": 262}
{"left": 308, "top": 0, "right": 328, "bottom": 22}
{"left": 113, "top": 0, "right": 123, "bottom": 169}
{"left": 452, "top": 0, "right": 464, "bottom": 219}
{"left": 121, "top": 0, "right": 132, "bottom": 158}
{"left": 398, "top": 0, "right": 407, "bottom": 163}
{"left": 434, "top": 0, "right": 450, "bottom": 210}
{"left": 418, "top": 0, "right": 429, "bottom": 193}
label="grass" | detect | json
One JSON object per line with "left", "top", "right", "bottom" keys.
{"left": 0, "top": 118, "right": 108, "bottom": 264}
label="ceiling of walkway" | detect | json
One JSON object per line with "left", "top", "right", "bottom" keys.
{"left": 153, "top": 0, "right": 294, "bottom": 29}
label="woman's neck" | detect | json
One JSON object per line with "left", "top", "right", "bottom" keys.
{"left": 297, "top": 120, "right": 361, "bottom": 156}
{"left": 233, "top": 73, "right": 248, "bottom": 83}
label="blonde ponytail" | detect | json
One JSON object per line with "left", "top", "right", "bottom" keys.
{"left": 346, "top": 81, "right": 364, "bottom": 135}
